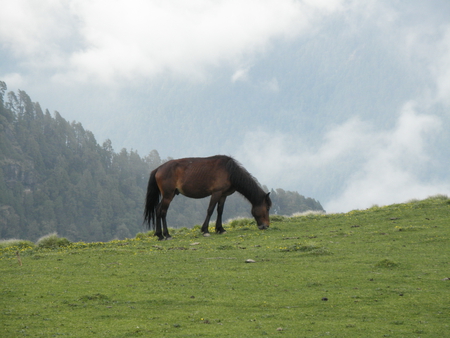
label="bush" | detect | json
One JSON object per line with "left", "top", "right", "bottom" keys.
{"left": 280, "top": 242, "right": 331, "bottom": 255}
{"left": 172, "top": 227, "right": 190, "bottom": 235}
{"left": 0, "top": 239, "right": 35, "bottom": 249}
{"left": 228, "top": 218, "right": 255, "bottom": 228}
{"left": 135, "top": 231, "right": 153, "bottom": 240}
{"left": 36, "top": 233, "right": 71, "bottom": 248}
{"left": 427, "top": 194, "right": 449, "bottom": 201}
{"left": 270, "top": 215, "right": 288, "bottom": 222}
{"left": 375, "top": 259, "right": 398, "bottom": 268}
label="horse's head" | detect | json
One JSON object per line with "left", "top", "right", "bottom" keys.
{"left": 252, "top": 193, "right": 272, "bottom": 230}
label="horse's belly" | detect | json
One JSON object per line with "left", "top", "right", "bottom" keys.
{"left": 178, "top": 189, "right": 211, "bottom": 199}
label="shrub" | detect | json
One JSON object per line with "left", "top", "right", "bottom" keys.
{"left": 216, "top": 245, "right": 233, "bottom": 250}
{"left": 291, "top": 210, "right": 325, "bottom": 217}
{"left": 375, "top": 259, "right": 398, "bottom": 268}
{"left": 228, "top": 218, "right": 254, "bottom": 228}
{"left": 172, "top": 227, "right": 190, "bottom": 235}
{"left": 0, "top": 239, "right": 35, "bottom": 249}
{"left": 36, "top": 233, "right": 71, "bottom": 248}
{"left": 427, "top": 194, "right": 449, "bottom": 201}
{"left": 270, "top": 215, "right": 287, "bottom": 222}
{"left": 280, "top": 242, "right": 331, "bottom": 255}
{"left": 135, "top": 231, "right": 153, "bottom": 240}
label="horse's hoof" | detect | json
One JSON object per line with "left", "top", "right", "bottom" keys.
{"left": 203, "top": 233, "right": 211, "bottom": 237}
{"left": 218, "top": 231, "right": 227, "bottom": 234}
{"left": 165, "top": 236, "right": 173, "bottom": 240}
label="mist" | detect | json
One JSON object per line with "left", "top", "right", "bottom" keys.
{"left": 1, "top": 0, "right": 450, "bottom": 212}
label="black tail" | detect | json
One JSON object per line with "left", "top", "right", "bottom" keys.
{"left": 143, "top": 169, "right": 160, "bottom": 229}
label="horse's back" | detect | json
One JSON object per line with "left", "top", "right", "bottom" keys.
{"left": 156, "top": 156, "right": 233, "bottom": 198}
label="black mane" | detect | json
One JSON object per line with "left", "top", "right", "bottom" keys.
{"left": 225, "top": 157, "right": 266, "bottom": 205}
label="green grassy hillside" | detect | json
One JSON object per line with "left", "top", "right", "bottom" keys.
{"left": 1, "top": 196, "right": 450, "bottom": 337}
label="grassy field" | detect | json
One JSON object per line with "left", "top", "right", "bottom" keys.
{"left": 1, "top": 196, "right": 450, "bottom": 337}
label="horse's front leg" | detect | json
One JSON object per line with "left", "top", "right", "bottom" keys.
{"left": 201, "top": 193, "right": 221, "bottom": 236}
{"left": 215, "top": 196, "right": 227, "bottom": 234}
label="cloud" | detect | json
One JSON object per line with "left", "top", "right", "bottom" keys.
{"left": 235, "top": 117, "right": 373, "bottom": 185}
{"left": 0, "top": 0, "right": 76, "bottom": 69}
{"left": 432, "top": 26, "right": 450, "bottom": 106}
{"left": 0, "top": 73, "right": 25, "bottom": 89}
{"left": 261, "top": 78, "right": 280, "bottom": 92}
{"left": 236, "top": 102, "right": 448, "bottom": 213}
{"left": 64, "top": 0, "right": 329, "bottom": 83}
{"left": 325, "top": 103, "right": 447, "bottom": 212}
{"left": 2, "top": 0, "right": 449, "bottom": 214}
{"left": 231, "top": 68, "right": 250, "bottom": 83}
{"left": 1, "top": 0, "right": 347, "bottom": 85}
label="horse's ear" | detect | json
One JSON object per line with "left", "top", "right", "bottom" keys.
{"left": 265, "top": 192, "right": 272, "bottom": 207}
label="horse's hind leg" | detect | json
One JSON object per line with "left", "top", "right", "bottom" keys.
{"left": 155, "top": 195, "right": 174, "bottom": 240}
{"left": 154, "top": 203, "right": 164, "bottom": 240}
{"left": 162, "top": 214, "right": 171, "bottom": 240}
{"left": 161, "top": 195, "right": 174, "bottom": 240}
{"left": 215, "top": 196, "right": 227, "bottom": 234}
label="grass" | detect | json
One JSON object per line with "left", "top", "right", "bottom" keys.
{"left": 1, "top": 196, "right": 450, "bottom": 337}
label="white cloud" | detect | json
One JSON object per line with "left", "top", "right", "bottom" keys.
{"left": 325, "top": 104, "right": 446, "bottom": 212}
{"left": 261, "top": 78, "right": 280, "bottom": 92}
{"left": 0, "top": 0, "right": 348, "bottom": 84}
{"left": 64, "top": 0, "right": 316, "bottom": 83}
{"left": 432, "top": 25, "right": 450, "bottom": 106}
{"left": 231, "top": 68, "right": 250, "bottom": 83}
{"left": 0, "top": 73, "right": 25, "bottom": 89}
{"left": 2, "top": 0, "right": 449, "bottom": 214}
{"left": 0, "top": 0, "right": 75, "bottom": 68}
{"left": 236, "top": 117, "right": 373, "bottom": 185}
{"left": 236, "top": 102, "right": 448, "bottom": 213}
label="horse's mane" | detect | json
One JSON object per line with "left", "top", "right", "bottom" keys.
{"left": 225, "top": 157, "right": 266, "bottom": 205}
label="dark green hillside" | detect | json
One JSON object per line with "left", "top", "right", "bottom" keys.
{"left": 0, "top": 81, "right": 323, "bottom": 242}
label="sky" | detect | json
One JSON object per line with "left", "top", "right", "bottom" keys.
{"left": 1, "top": 0, "right": 450, "bottom": 213}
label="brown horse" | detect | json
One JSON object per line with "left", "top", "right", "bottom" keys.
{"left": 144, "top": 155, "right": 272, "bottom": 240}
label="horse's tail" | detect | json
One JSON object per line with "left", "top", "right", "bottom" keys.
{"left": 143, "top": 169, "right": 160, "bottom": 229}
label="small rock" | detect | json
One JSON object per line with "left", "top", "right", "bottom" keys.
{"left": 321, "top": 297, "right": 328, "bottom": 301}
{"left": 442, "top": 277, "right": 450, "bottom": 281}
{"left": 276, "top": 327, "right": 283, "bottom": 331}
{"left": 245, "top": 259, "right": 256, "bottom": 263}
{"left": 190, "top": 242, "right": 200, "bottom": 245}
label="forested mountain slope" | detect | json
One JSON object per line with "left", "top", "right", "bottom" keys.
{"left": 0, "top": 82, "right": 323, "bottom": 242}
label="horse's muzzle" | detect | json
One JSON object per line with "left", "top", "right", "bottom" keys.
{"left": 258, "top": 224, "right": 269, "bottom": 230}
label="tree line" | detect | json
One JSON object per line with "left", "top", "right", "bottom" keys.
{"left": 0, "top": 82, "right": 324, "bottom": 242}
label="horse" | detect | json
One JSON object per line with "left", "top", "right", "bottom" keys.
{"left": 143, "top": 155, "right": 272, "bottom": 240}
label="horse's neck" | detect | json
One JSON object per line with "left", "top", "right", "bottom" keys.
{"left": 228, "top": 159, "right": 264, "bottom": 205}
{"left": 236, "top": 182, "right": 265, "bottom": 206}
